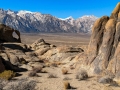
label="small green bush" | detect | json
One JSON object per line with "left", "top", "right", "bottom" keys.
{"left": 0, "top": 70, "right": 16, "bottom": 80}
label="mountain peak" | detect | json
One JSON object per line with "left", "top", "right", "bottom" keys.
{"left": 0, "top": 8, "right": 97, "bottom": 33}
{"left": 65, "top": 16, "right": 74, "bottom": 20}
{"left": 17, "top": 10, "right": 34, "bottom": 15}
{"left": 80, "top": 15, "right": 97, "bottom": 19}
{"left": 59, "top": 16, "right": 74, "bottom": 20}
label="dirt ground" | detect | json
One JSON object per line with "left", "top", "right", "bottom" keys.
{"left": 13, "top": 33, "right": 120, "bottom": 90}
{"left": 21, "top": 33, "right": 90, "bottom": 46}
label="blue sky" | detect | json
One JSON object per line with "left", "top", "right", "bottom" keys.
{"left": 0, "top": 0, "right": 120, "bottom": 19}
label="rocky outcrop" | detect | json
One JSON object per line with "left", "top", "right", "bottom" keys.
{"left": 0, "top": 24, "right": 21, "bottom": 43}
{"left": 0, "top": 56, "right": 5, "bottom": 73}
{"left": 30, "top": 39, "right": 84, "bottom": 67}
{"left": 80, "top": 3, "right": 120, "bottom": 77}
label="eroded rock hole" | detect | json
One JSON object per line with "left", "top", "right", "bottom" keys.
{"left": 12, "top": 31, "right": 19, "bottom": 39}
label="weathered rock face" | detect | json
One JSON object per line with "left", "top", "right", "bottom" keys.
{"left": 84, "top": 2, "right": 120, "bottom": 76}
{"left": 0, "top": 24, "right": 21, "bottom": 43}
{"left": 0, "top": 56, "right": 5, "bottom": 73}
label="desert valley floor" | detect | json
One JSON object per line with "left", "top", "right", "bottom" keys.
{"left": 10, "top": 33, "right": 119, "bottom": 90}
{"left": 21, "top": 33, "right": 90, "bottom": 46}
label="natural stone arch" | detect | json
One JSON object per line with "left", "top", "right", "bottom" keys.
{"left": 0, "top": 24, "right": 21, "bottom": 43}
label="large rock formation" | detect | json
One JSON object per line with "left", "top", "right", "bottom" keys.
{"left": 82, "top": 3, "right": 120, "bottom": 77}
{"left": 0, "top": 24, "right": 21, "bottom": 43}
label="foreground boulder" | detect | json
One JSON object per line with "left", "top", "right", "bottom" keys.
{"left": 0, "top": 24, "right": 21, "bottom": 43}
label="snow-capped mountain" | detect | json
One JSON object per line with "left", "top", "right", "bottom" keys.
{"left": 60, "top": 15, "right": 98, "bottom": 33}
{"left": 0, "top": 8, "right": 98, "bottom": 33}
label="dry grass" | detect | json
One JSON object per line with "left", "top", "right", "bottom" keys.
{"left": 32, "top": 67, "right": 42, "bottom": 73}
{"left": 28, "top": 71, "right": 38, "bottom": 77}
{"left": 0, "top": 70, "right": 16, "bottom": 80}
{"left": 48, "top": 73, "right": 57, "bottom": 78}
{"left": 0, "top": 78, "right": 36, "bottom": 90}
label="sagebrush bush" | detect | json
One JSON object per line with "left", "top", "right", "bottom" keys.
{"left": 32, "top": 67, "right": 42, "bottom": 73}
{"left": 63, "top": 76, "right": 71, "bottom": 80}
{"left": 28, "top": 71, "right": 37, "bottom": 77}
{"left": 51, "top": 63, "right": 58, "bottom": 67}
{"left": 1, "top": 78, "right": 36, "bottom": 90}
{"left": 0, "top": 70, "right": 16, "bottom": 80}
{"left": 76, "top": 69, "right": 88, "bottom": 80}
{"left": 48, "top": 73, "right": 57, "bottom": 78}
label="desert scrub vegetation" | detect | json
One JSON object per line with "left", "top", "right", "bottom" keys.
{"left": 63, "top": 76, "right": 71, "bottom": 80}
{"left": 51, "top": 62, "right": 58, "bottom": 67}
{"left": 62, "top": 67, "right": 68, "bottom": 75}
{"left": 0, "top": 70, "right": 16, "bottom": 80}
{"left": 28, "top": 66, "right": 43, "bottom": 77}
{"left": 28, "top": 71, "right": 38, "bottom": 77}
{"left": 0, "top": 78, "right": 36, "bottom": 90}
{"left": 76, "top": 69, "right": 88, "bottom": 80}
{"left": 32, "top": 66, "right": 42, "bottom": 73}
{"left": 48, "top": 73, "right": 57, "bottom": 78}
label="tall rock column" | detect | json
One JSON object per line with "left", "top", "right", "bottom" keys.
{"left": 85, "top": 2, "right": 120, "bottom": 75}
{"left": 87, "top": 16, "right": 109, "bottom": 64}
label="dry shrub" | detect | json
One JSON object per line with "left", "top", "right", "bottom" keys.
{"left": 48, "top": 73, "right": 57, "bottom": 78}
{"left": 63, "top": 76, "right": 71, "bottom": 80}
{"left": 76, "top": 69, "right": 88, "bottom": 80}
{"left": 32, "top": 67, "right": 42, "bottom": 73}
{"left": 51, "top": 63, "right": 58, "bottom": 67}
{"left": 70, "top": 66, "right": 75, "bottom": 70}
{"left": 2, "top": 78, "right": 36, "bottom": 90}
{"left": 0, "top": 70, "right": 16, "bottom": 80}
{"left": 28, "top": 71, "right": 37, "bottom": 77}
{"left": 62, "top": 67, "right": 68, "bottom": 75}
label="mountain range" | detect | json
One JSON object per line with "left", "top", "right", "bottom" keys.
{"left": 0, "top": 9, "right": 98, "bottom": 33}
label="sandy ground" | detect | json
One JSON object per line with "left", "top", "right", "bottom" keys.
{"left": 21, "top": 33, "right": 90, "bottom": 46}
{"left": 14, "top": 66, "right": 120, "bottom": 90}
{"left": 12, "top": 33, "right": 120, "bottom": 90}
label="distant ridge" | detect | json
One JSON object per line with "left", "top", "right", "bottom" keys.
{"left": 0, "top": 8, "right": 98, "bottom": 33}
